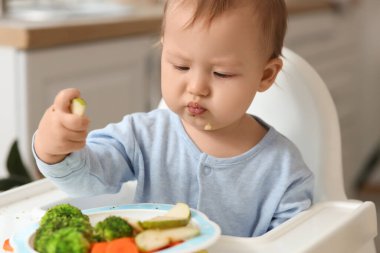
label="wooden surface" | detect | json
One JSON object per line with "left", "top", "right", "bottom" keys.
{"left": 0, "top": 17, "right": 162, "bottom": 49}
{"left": 0, "top": 2, "right": 163, "bottom": 49}
{"left": 0, "top": 1, "right": 341, "bottom": 50}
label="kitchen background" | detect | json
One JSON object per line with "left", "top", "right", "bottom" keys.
{"left": 0, "top": 0, "right": 379, "bottom": 247}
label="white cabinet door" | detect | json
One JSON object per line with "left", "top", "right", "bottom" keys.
{"left": 15, "top": 35, "right": 159, "bottom": 178}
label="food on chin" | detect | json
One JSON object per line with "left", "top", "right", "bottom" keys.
{"left": 204, "top": 123, "right": 213, "bottom": 131}
{"left": 33, "top": 203, "right": 200, "bottom": 253}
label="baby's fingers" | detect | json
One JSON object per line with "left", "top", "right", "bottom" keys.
{"left": 54, "top": 88, "right": 81, "bottom": 113}
{"left": 61, "top": 113, "right": 90, "bottom": 132}
{"left": 64, "top": 129, "right": 88, "bottom": 144}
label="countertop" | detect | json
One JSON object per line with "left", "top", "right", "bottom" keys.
{"left": 0, "top": 2, "right": 163, "bottom": 49}
{"left": 0, "top": 0, "right": 355, "bottom": 50}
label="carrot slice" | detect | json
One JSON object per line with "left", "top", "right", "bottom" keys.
{"left": 167, "top": 241, "right": 183, "bottom": 247}
{"left": 106, "top": 237, "right": 138, "bottom": 253}
{"left": 91, "top": 242, "right": 108, "bottom": 253}
{"left": 2, "top": 239, "right": 14, "bottom": 252}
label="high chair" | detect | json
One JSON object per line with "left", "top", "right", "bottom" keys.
{"left": 0, "top": 48, "right": 376, "bottom": 253}
{"left": 158, "top": 47, "right": 377, "bottom": 252}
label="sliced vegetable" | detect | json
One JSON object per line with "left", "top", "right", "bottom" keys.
{"left": 139, "top": 216, "right": 189, "bottom": 230}
{"left": 71, "top": 97, "right": 87, "bottom": 116}
{"left": 2, "top": 238, "right": 13, "bottom": 252}
{"left": 135, "top": 230, "right": 170, "bottom": 252}
{"left": 139, "top": 203, "right": 191, "bottom": 229}
{"left": 123, "top": 217, "right": 143, "bottom": 232}
{"left": 135, "top": 226, "right": 200, "bottom": 252}
{"left": 106, "top": 238, "right": 138, "bottom": 253}
{"left": 164, "top": 203, "right": 191, "bottom": 219}
{"left": 91, "top": 242, "right": 108, "bottom": 253}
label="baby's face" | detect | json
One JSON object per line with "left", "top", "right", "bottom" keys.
{"left": 161, "top": 2, "right": 279, "bottom": 132}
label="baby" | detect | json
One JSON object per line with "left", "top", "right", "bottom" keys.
{"left": 33, "top": 0, "right": 313, "bottom": 237}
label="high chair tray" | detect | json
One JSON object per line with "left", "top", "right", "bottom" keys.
{"left": 0, "top": 179, "right": 377, "bottom": 253}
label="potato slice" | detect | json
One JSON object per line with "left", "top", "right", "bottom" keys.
{"left": 164, "top": 203, "right": 191, "bottom": 219}
{"left": 135, "top": 226, "right": 200, "bottom": 252}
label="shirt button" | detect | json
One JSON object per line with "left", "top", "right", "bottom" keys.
{"left": 203, "top": 166, "right": 212, "bottom": 176}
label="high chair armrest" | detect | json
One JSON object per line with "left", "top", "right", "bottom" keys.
{"left": 208, "top": 201, "right": 377, "bottom": 253}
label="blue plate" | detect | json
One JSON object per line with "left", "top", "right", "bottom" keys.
{"left": 11, "top": 203, "right": 221, "bottom": 253}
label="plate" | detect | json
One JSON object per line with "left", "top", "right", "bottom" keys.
{"left": 11, "top": 203, "right": 221, "bottom": 253}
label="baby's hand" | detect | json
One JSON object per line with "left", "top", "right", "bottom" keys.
{"left": 34, "top": 88, "right": 90, "bottom": 164}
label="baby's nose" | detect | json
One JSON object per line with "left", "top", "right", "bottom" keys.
{"left": 187, "top": 74, "right": 210, "bottom": 97}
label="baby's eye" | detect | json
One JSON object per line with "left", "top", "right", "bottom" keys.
{"left": 213, "top": 72, "right": 234, "bottom": 78}
{"left": 174, "top": 65, "right": 190, "bottom": 71}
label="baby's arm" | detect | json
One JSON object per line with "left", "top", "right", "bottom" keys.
{"left": 34, "top": 88, "right": 90, "bottom": 164}
{"left": 268, "top": 171, "right": 314, "bottom": 231}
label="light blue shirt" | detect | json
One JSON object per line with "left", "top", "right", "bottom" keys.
{"left": 34, "top": 109, "right": 314, "bottom": 237}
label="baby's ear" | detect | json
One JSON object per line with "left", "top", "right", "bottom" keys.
{"left": 258, "top": 57, "right": 283, "bottom": 92}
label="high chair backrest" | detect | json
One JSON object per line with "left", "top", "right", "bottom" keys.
{"left": 158, "top": 48, "right": 346, "bottom": 203}
{"left": 249, "top": 48, "right": 346, "bottom": 202}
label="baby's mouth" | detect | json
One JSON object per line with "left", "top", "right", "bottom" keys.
{"left": 187, "top": 102, "right": 206, "bottom": 116}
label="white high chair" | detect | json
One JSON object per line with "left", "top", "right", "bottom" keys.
{"left": 0, "top": 48, "right": 376, "bottom": 253}
{"left": 158, "top": 48, "right": 377, "bottom": 252}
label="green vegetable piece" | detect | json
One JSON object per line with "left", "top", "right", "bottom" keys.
{"left": 139, "top": 216, "right": 190, "bottom": 229}
{"left": 34, "top": 226, "right": 54, "bottom": 253}
{"left": 44, "top": 227, "right": 90, "bottom": 253}
{"left": 40, "top": 203, "right": 88, "bottom": 227}
{"left": 93, "top": 216, "right": 133, "bottom": 242}
{"left": 139, "top": 203, "right": 191, "bottom": 230}
{"left": 34, "top": 204, "right": 93, "bottom": 253}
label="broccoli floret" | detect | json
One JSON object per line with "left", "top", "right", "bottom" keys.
{"left": 93, "top": 216, "right": 133, "bottom": 242}
{"left": 34, "top": 204, "right": 93, "bottom": 253}
{"left": 44, "top": 227, "right": 90, "bottom": 253}
{"left": 40, "top": 203, "right": 88, "bottom": 226}
{"left": 34, "top": 226, "right": 54, "bottom": 253}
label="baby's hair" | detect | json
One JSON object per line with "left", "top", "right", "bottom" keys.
{"left": 161, "top": 0, "right": 287, "bottom": 59}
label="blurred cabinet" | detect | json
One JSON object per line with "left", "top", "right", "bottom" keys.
{"left": 355, "top": 0, "right": 380, "bottom": 169}
{"left": 0, "top": 34, "right": 160, "bottom": 179}
{"left": 284, "top": 5, "right": 363, "bottom": 197}
{"left": 0, "top": 47, "right": 17, "bottom": 178}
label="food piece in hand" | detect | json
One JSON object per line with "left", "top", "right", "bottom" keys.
{"left": 135, "top": 226, "right": 200, "bottom": 252}
{"left": 71, "top": 97, "right": 87, "bottom": 116}
{"left": 139, "top": 203, "right": 191, "bottom": 229}
{"left": 93, "top": 216, "right": 133, "bottom": 242}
